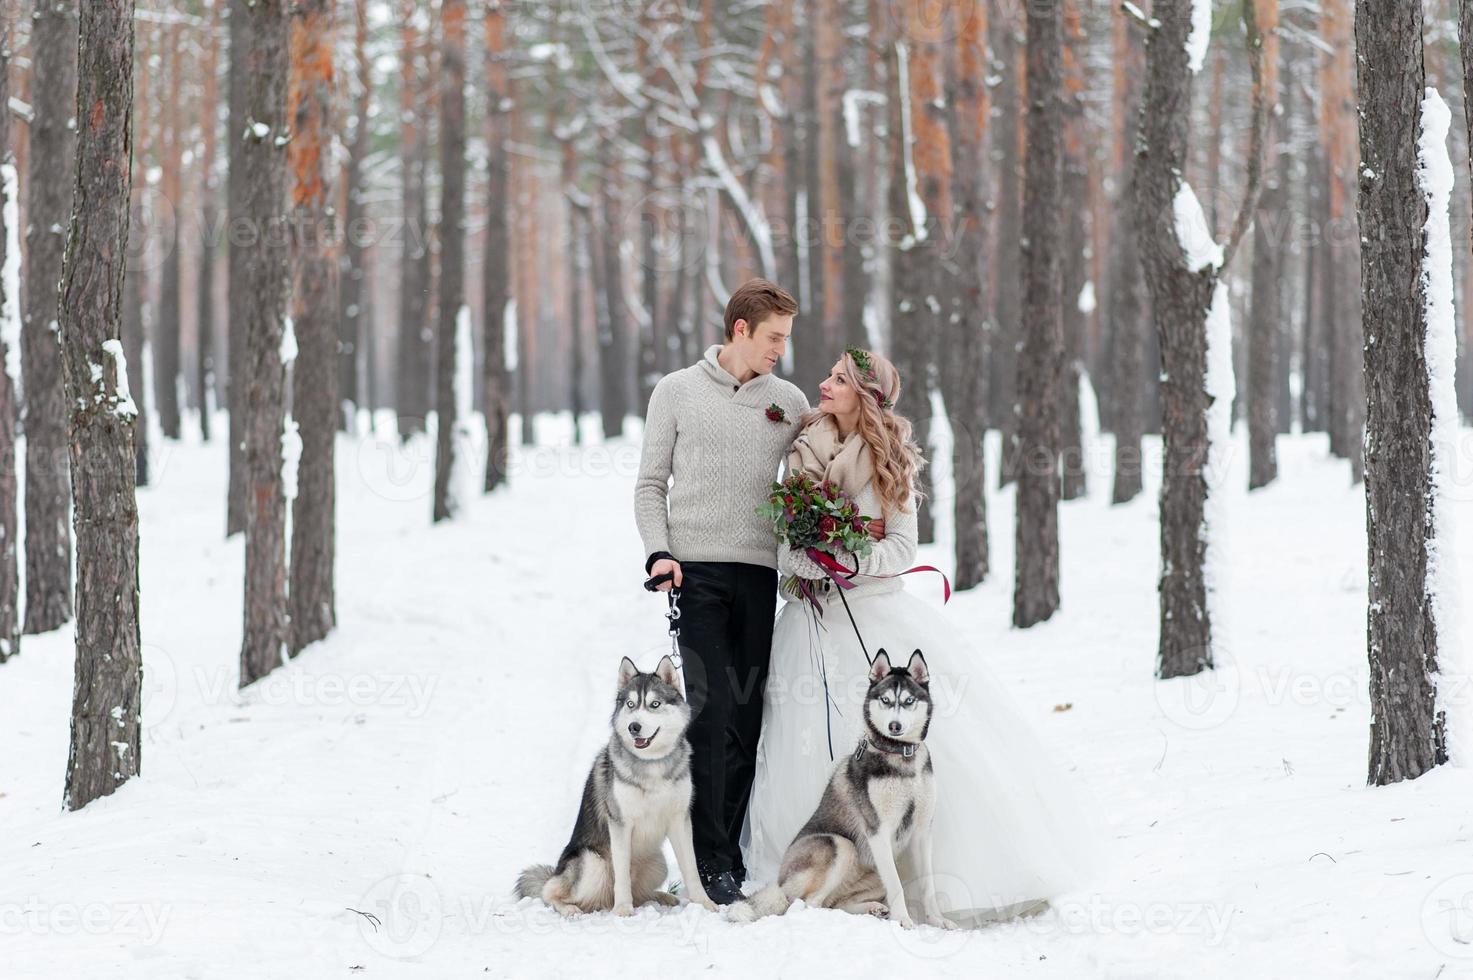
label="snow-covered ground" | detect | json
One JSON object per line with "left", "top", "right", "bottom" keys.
{"left": 3, "top": 412, "right": 1473, "bottom": 979}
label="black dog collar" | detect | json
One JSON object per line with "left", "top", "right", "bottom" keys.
{"left": 855, "top": 736, "right": 917, "bottom": 759}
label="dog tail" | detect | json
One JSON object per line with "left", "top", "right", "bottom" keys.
{"left": 514, "top": 863, "right": 555, "bottom": 900}
{"left": 727, "top": 884, "right": 791, "bottom": 923}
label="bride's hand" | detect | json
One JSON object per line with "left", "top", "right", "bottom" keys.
{"left": 781, "top": 545, "right": 828, "bottom": 580}
{"left": 868, "top": 519, "right": 886, "bottom": 541}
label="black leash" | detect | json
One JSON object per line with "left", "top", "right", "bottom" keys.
{"left": 804, "top": 556, "right": 875, "bottom": 763}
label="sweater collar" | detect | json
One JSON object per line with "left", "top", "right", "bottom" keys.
{"left": 700, "top": 344, "right": 767, "bottom": 393}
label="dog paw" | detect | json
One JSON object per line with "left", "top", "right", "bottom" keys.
{"left": 894, "top": 914, "right": 918, "bottom": 929}
{"left": 694, "top": 895, "right": 719, "bottom": 913}
{"left": 612, "top": 902, "right": 636, "bottom": 917}
{"left": 862, "top": 902, "right": 889, "bottom": 918}
{"left": 926, "top": 914, "right": 959, "bottom": 931}
{"left": 652, "top": 891, "right": 681, "bottom": 907}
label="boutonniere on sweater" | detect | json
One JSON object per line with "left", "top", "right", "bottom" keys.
{"left": 765, "top": 403, "right": 789, "bottom": 424}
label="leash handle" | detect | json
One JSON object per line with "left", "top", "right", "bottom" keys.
{"left": 643, "top": 570, "right": 675, "bottom": 591}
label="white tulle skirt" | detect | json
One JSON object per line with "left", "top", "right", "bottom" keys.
{"left": 740, "top": 586, "right": 1110, "bottom": 926}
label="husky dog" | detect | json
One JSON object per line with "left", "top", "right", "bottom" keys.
{"left": 515, "top": 655, "right": 718, "bottom": 916}
{"left": 729, "top": 649, "right": 955, "bottom": 930}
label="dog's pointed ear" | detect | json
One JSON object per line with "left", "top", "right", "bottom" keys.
{"left": 618, "top": 656, "right": 640, "bottom": 689}
{"left": 906, "top": 650, "right": 929, "bottom": 685}
{"left": 655, "top": 655, "right": 681, "bottom": 691}
{"left": 869, "top": 650, "right": 892, "bottom": 685}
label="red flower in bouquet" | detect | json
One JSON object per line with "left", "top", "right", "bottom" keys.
{"left": 757, "top": 474, "right": 875, "bottom": 598}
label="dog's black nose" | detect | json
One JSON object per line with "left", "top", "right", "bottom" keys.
{"left": 628, "top": 721, "right": 642, "bottom": 735}
{"left": 888, "top": 721, "right": 903, "bottom": 735}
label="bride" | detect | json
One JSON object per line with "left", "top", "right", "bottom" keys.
{"left": 740, "top": 346, "right": 1108, "bottom": 927}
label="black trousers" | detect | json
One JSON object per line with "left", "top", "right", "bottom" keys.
{"left": 676, "top": 561, "right": 777, "bottom": 877}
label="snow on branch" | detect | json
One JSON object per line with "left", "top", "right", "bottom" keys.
{"left": 1186, "top": 0, "right": 1212, "bottom": 73}
{"left": 1172, "top": 182, "right": 1223, "bottom": 272}
{"left": 1121, "top": 1, "right": 1159, "bottom": 30}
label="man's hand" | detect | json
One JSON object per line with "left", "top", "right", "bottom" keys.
{"left": 868, "top": 518, "right": 887, "bottom": 541}
{"left": 650, "top": 558, "right": 683, "bottom": 591}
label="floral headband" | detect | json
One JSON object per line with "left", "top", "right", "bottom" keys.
{"left": 845, "top": 346, "right": 895, "bottom": 410}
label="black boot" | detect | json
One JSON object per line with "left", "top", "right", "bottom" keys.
{"left": 698, "top": 862, "right": 744, "bottom": 905}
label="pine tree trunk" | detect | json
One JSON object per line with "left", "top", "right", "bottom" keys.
{"left": 1057, "top": 0, "right": 1088, "bottom": 503}
{"left": 787, "top": 3, "right": 818, "bottom": 388}
{"left": 60, "top": 0, "right": 141, "bottom": 810}
{"left": 1012, "top": 0, "right": 1064, "bottom": 629}
{"left": 22, "top": 0, "right": 78, "bottom": 635}
{"left": 287, "top": 0, "right": 338, "bottom": 653}
{"left": 1248, "top": 4, "right": 1283, "bottom": 491}
{"left": 123, "top": 216, "right": 151, "bottom": 487}
{"left": 886, "top": 37, "right": 929, "bottom": 497}
{"left": 336, "top": 0, "right": 369, "bottom": 431}
{"left": 127, "top": 18, "right": 153, "bottom": 483}
{"left": 0, "top": 31, "right": 20, "bottom": 663}
{"left": 226, "top": 0, "right": 249, "bottom": 535}
{"left": 1106, "top": 4, "right": 1147, "bottom": 507}
{"left": 991, "top": 13, "right": 1024, "bottom": 488}
{"left": 814, "top": 0, "right": 844, "bottom": 359}
{"left": 1135, "top": 0, "right": 1231, "bottom": 677}
{"left": 948, "top": 0, "right": 991, "bottom": 591}
{"left": 1359, "top": 0, "right": 1444, "bottom": 782}
{"left": 903, "top": 9, "right": 950, "bottom": 546}
{"left": 197, "top": 0, "right": 221, "bottom": 444}
{"left": 779, "top": 5, "right": 803, "bottom": 368}
{"left": 433, "top": 0, "right": 466, "bottom": 522}
{"left": 515, "top": 148, "right": 534, "bottom": 446}
{"left": 1322, "top": 0, "right": 1364, "bottom": 481}
{"left": 482, "top": 0, "right": 512, "bottom": 488}
{"left": 238, "top": 0, "right": 291, "bottom": 687}
{"left": 155, "top": 24, "right": 183, "bottom": 441}
{"left": 597, "top": 139, "right": 630, "bottom": 441}
{"left": 1107, "top": 182, "right": 1148, "bottom": 506}
{"left": 396, "top": 7, "right": 429, "bottom": 439}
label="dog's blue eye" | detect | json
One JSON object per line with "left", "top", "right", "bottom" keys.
{"left": 625, "top": 700, "right": 635, "bottom": 709}
{"left": 904, "top": 698, "right": 915, "bottom": 707}
{"left": 881, "top": 697, "right": 893, "bottom": 707}
{"left": 649, "top": 701, "right": 660, "bottom": 709}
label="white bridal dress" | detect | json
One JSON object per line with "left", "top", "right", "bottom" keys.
{"left": 740, "top": 485, "right": 1109, "bottom": 927}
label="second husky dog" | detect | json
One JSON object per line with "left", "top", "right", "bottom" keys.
{"left": 515, "top": 655, "right": 718, "bottom": 916}
{"left": 729, "top": 649, "right": 955, "bottom": 929}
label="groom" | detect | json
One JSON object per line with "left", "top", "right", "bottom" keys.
{"left": 634, "top": 278, "right": 809, "bottom": 904}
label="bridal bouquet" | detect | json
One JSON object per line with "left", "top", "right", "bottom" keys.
{"left": 757, "top": 474, "right": 874, "bottom": 595}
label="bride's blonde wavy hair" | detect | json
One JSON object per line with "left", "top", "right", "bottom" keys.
{"left": 799, "top": 347, "right": 925, "bottom": 515}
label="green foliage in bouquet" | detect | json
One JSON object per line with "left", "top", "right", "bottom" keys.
{"left": 757, "top": 473, "right": 875, "bottom": 561}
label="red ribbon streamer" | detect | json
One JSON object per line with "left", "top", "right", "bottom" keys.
{"left": 803, "top": 547, "right": 952, "bottom": 604}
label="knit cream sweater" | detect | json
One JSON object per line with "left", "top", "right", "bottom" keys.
{"left": 634, "top": 345, "right": 811, "bottom": 570}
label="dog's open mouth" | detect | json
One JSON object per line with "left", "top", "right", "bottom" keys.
{"left": 633, "top": 729, "right": 660, "bottom": 750}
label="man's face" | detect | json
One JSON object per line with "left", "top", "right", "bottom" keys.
{"left": 731, "top": 313, "right": 794, "bottom": 375}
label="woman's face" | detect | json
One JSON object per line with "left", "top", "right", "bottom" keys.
{"left": 817, "top": 360, "right": 861, "bottom": 419}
